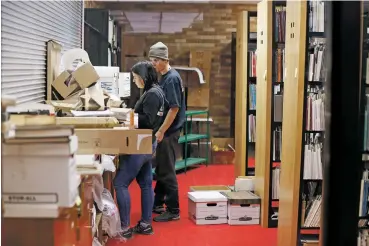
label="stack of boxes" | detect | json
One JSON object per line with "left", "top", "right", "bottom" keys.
{"left": 188, "top": 177, "right": 260, "bottom": 226}
{"left": 2, "top": 113, "right": 80, "bottom": 218}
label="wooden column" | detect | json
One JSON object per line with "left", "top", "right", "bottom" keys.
{"left": 277, "top": 1, "right": 307, "bottom": 245}
{"left": 254, "top": 0, "right": 273, "bottom": 228}
{"left": 235, "top": 11, "right": 249, "bottom": 178}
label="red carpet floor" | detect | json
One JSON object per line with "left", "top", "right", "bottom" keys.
{"left": 107, "top": 164, "right": 277, "bottom": 246}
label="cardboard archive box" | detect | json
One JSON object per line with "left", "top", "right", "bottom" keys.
{"left": 221, "top": 191, "right": 261, "bottom": 225}
{"left": 235, "top": 176, "right": 255, "bottom": 192}
{"left": 188, "top": 191, "right": 228, "bottom": 225}
{"left": 2, "top": 156, "right": 79, "bottom": 209}
{"left": 75, "top": 128, "right": 153, "bottom": 155}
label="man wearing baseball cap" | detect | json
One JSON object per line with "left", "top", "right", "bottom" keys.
{"left": 149, "top": 42, "right": 185, "bottom": 222}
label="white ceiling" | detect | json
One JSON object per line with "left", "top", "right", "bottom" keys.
{"left": 110, "top": 10, "right": 204, "bottom": 33}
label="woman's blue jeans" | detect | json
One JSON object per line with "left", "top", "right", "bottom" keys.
{"left": 113, "top": 142, "right": 157, "bottom": 228}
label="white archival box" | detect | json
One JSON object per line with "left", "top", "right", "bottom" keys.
{"left": 94, "top": 66, "right": 120, "bottom": 97}
{"left": 2, "top": 156, "right": 80, "bottom": 208}
{"left": 221, "top": 191, "right": 261, "bottom": 225}
{"left": 235, "top": 177, "right": 255, "bottom": 191}
{"left": 118, "top": 72, "right": 131, "bottom": 98}
{"left": 188, "top": 191, "right": 228, "bottom": 225}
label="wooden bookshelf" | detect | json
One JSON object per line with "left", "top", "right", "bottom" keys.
{"left": 278, "top": 1, "right": 326, "bottom": 245}
{"left": 235, "top": 11, "right": 257, "bottom": 177}
{"left": 255, "top": 0, "right": 286, "bottom": 229}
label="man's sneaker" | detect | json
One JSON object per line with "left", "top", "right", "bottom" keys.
{"left": 152, "top": 205, "right": 165, "bottom": 214}
{"left": 120, "top": 228, "right": 133, "bottom": 239}
{"left": 153, "top": 211, "right": 180, "bottom": 222}
{"left": 133, "top": 222, "right": 154, "bottom": 235}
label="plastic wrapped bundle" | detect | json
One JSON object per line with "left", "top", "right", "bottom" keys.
{"left": 93, "top": 237, "right": 102, "bottom": 246}
{"left": 101, "top": 188, "right": 124, "bottom": 240}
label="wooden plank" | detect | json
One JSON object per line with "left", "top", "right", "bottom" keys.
{"left": 187, "top": 86, "right": 210, "bottom": 108}
{"left": 234, "top": 11, "right": 249, "bottom": 178}
{"left": 254, "top": 0, "right": 273, "bottom": 228}
{"left": 187, "top": 50, "right": 212, "bottom": 108}
{"left": 47, "top": 40, "right": 62, "bottom": 102}
{"left": 122, "top": 34, "right": 147, "bottom": 57}
{"left": 189, "top": 50, "right": 212, "bottom": 70}
{"left": 277, "top": 1, "right": 307, "bottom": 246}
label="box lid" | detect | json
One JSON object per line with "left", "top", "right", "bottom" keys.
{"left": 189, "top": 185, "right": 231, "bottom": 192}
{"left": 188, "top": 191, "right": 227, "bottom": 202}
{"left": 221, "top": 191, "right": 260, "bottom": 205}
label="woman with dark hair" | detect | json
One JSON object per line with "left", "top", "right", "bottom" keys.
{"left": 113, "top": 60, "right": 167, "bottom": 239}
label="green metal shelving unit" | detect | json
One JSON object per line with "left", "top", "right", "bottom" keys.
{"left": 152, "top": 110, "right": 210, "bottom": 174}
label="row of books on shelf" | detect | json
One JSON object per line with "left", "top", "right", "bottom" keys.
{"left": 358, "top": 171, "right": 369, "bottom": 245}
{"left": 274, "top": 89, "right": 283, "bottom": 122}
{"left": 359, "top": 170, "right": 369, "bottom": 218}
{"left": 248, "top": 114, "right": 256, "bottom": 143}
{"left": 301, "top": 182, "right": 322, "bottom": 228}
{"left": 309, "top": 0, "right": 325, "bottom": 33}
{"left": 301, "top": 193, "right": 322, "bottom": 228}
{"left": 363, "top": 95, "right": 369, "bottom": 152}
{"left": 358, "top": 230, "right": 369, "bottom": 246}
{"left": 273, "top": 126, "right": 282, "bottom": 161}
{"left": 247, "top": 49, "right": 285, "bottom": 81}
{"left": 248, "top": 87, "right": 283, "bottom": 123}
{"left": 274, "top": 48, "right": 285, "bottom": 83}
{"left": 274, "top": 6, "right": 286, "bottom": 44}
{"left": 308, "top": 38, "right": 326, "bottom": 82}
{"left": 303, "top": 133, "right": 323, "bottom": 180}
{"left": 365, "top": 54, "right": 369, "bottom": 85}
{"left": 272, "top": 167, "right": 280, "bottom": 200}
{"left": 249, "top": 51, "right": 257, "bottom": 78}
{"left": 306, "top": 86, "right": 325, "bottom": 131}
{"left": 249, "top": 84, "right": 256, "bottom": 110}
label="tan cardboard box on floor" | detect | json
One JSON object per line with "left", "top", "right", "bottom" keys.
{"left": 75, "top": 128, "right": 152, "bottom": 155}
{"left": 52, "top": 62, "right": 100, "bottom": 99}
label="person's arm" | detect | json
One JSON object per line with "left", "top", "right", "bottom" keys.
{"left": 158, "top": 107, "right": 179, "bottom": 133}
{"left": 157, "top": 79, "right": 182, "bottom": 134}
{"left": 137, "top": 92, "right": 161, "bottom": 129}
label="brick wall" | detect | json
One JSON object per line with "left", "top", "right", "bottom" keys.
{"left": 105, "top": 2, "right": 257, "bottom": 137}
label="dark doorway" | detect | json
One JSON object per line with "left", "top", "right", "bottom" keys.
{"left": 84, "top": 9, "right": 109, "bottom": 66}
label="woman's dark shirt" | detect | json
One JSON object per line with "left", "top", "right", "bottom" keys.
{"left": 134, "top": 85, "right": 167, "bottom": 143}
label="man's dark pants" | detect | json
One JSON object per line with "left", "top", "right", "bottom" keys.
{"left": 154, "top": 130, "right": 180, "bottom": 214}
